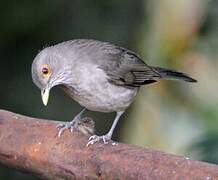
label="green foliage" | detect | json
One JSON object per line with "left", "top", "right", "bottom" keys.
{"left": 189, "top": 133, "right": 218, "bottom": 164}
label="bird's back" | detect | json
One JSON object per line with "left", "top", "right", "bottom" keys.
{"left": 51, "top": 39, "right": 144, "bottom": 66}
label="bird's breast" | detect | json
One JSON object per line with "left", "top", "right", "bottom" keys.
{"left": 62, "top": 65, "right": 138, "bottom": 112}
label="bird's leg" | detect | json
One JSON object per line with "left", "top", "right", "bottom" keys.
{"left": 57, "top": 108, "right": 86, "bottom": 137}
{"left": 87, "top": 111, "right": 124, "bottom": 146}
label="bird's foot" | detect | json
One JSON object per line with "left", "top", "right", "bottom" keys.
{"left": 56, "top": 109, "right": 87, "bottom": 137}
{"left": 56, "top": 118, "right": 81, "bottom": 137}
{"left": 86, "top": 134, "right": 112, "bottom": 146}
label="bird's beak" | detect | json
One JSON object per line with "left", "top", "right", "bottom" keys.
{"left": 41, "top": 87, "right": 50, "bottom": 106}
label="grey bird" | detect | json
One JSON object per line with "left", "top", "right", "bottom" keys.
{"left": 31, "top": 39, "right": 197, "bottom": 146}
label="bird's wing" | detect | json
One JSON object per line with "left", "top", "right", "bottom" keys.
{"left": 65, "top": 39, "right": 161, "bottom": 87}
{"left": 99, "top": 47, "right": 161, "bottom": 87}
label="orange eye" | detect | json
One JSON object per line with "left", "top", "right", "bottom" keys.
{"left": 41, "top": 64, "right": 51, "bottom": 77}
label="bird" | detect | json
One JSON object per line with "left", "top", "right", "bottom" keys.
{"left": 31, "top": 39, "right": 197, "bottom": 146}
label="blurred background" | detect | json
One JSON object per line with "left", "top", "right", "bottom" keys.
{"left": 0, "top": 0, "right": 218, "bottom": 179}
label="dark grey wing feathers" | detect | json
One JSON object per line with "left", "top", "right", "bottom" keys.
{"left": 100, "top": 46, "right": 161, "bottom": 87}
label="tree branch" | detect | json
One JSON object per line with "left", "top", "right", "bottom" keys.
{"left": 0, "top": 110, "right": 217, "bottom": 179}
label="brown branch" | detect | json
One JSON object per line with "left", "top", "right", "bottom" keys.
{"left": 0, "top": 110, "right": 217, "bottom": 179}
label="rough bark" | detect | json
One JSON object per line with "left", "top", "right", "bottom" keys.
{"left": 0, "top": 109, "right": 217, "bottom": 179}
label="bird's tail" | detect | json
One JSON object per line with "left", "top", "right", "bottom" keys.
{"left": 152, "top": 67, "right": 197, "bottom": 83}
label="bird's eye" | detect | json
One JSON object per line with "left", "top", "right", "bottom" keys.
{"left": 42, "top": 67, "right": 49, "bottom": 74}
{"left": 41, "top": 64, "right": 51, "bottom": 77}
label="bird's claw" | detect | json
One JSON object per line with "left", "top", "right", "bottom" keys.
{"left": 56, "top": 109, "right": 86, "bottom": 137}
{"left": 56, "top": 120, "right": 80, "bottom": 137}
{"left": 88, "top": 135, "right": 97, "bottom": 141}
{"left": 86, "top": 134, "right": 111, "bottom": 146}
{"left": 56, "top": 123, "right": 66, "bottom": 130}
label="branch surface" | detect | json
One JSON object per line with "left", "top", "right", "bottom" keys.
{"left": 0, "top": 110, "right": 217, "bottom": 179}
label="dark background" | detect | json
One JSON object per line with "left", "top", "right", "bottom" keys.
{"left": 0, "top": 0, "right": 218, "bottom": 179}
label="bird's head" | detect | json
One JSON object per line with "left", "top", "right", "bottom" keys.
{"left": 31, "top": 47, "right": 71, "bottom": 106}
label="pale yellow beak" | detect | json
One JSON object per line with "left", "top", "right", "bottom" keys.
{"left": 41, "top": 87, "right": 50, "bottom": 106}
